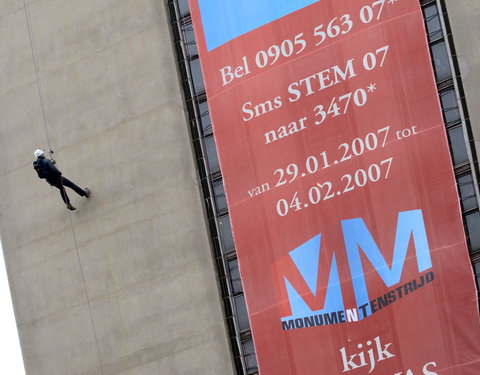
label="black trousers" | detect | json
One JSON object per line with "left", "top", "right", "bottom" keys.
{"left": 49, "top": 177, "right": 86, "bottom": 204}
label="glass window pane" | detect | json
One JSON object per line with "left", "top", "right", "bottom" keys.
{"left": 234, "top": 294, "right": 250, "bottom": 331}
{"left": 198, "top": 101, "right": 212, "bottom": 136}
{"left": 431, "top": 41, "right": 452, "bottom": 82}
{"left": 182, "top": 23, "right": 198, "bottom": 57}
{"left": 189, "top": 58, "right": 205, "bottom": 94}
{"left": 213, "top": 179, "right": 228, "bottom": 215}
{"left": 218, "top": 215, "right": 234, "bottom": 252}
{"left": 243, "top": 339, "right": 258, "bottom": 373}
{"left": 204, "top": 136, "right": 220, "bottom": 173}
{"left": 448, "top": 126, "right": 469, "bottom": 166}
{"left": 423, "top": 4, "right": 442, "bottom": 42}
{"left": 458, "top": 173, "right": 478, "bottom": 212}
{"left": 177, "top": 0, "right": 190, "bottom": 16}
{"left": 228, "top": 259, "right": 243, "bottom": 294}
{"left": 474, "top": 261, "right": 480, "bottom": 291}
{"left": 466, "top": 211, "right": 480, "bottom": 252}
{"left": 440, "top": 89, "right": 461, "bottom": 125}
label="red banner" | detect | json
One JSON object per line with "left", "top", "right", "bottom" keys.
{"left": 189, "top": 1, "right": 480, "bottom": 374}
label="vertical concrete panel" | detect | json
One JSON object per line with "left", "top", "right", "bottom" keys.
{"left": 0, "top": 1, "right": 235, "bottom": 375}
{"left": 444, "top": 0, "right": 480, "bottom": 162}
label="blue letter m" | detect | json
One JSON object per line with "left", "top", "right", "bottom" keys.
{"left": 279, "top": 234, "right": 344, "bottom": 321}
{"left": 342, "top": 209, "right": 432, "bottom": 317}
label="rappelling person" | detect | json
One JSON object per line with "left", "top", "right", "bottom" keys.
{"left": 33, "top": 148, "right": 91, "bottom": 211}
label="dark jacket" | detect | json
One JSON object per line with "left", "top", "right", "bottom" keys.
{"left": 34, "top": 157, "right": 62, "bottom": 183}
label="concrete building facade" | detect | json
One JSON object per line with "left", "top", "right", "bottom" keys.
{"left": 0, "top": 1, "right": 234, "bottom": 374}
{"left": 0, "top": 1, "right": 478, "bottom": 375}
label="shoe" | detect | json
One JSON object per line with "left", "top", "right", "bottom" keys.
{"left": 66, "top": 203, "right": 76, "bottom": 211}
{"left": 84, "top": 188, "right": 91, "bottom": 198}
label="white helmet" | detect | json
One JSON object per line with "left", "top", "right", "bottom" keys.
{"left": 34, "top": 149, "right": 45, "bottom": 158}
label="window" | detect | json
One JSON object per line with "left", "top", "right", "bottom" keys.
{"left": 440, "top": 89, "right": 461, "bottom": 125}
{"left": 474, "top": 261, "right": 480, "bottom": 293}
{"left": 204, "top": 135, "right": 220, "bottom": 173}
{"left": 458, "top": 173, "right": 478, "bottom": 212}
{"left": 448, "top": 126, "right": 469, "bottom": 166}
{"left": 228, "top": 258, "right": 243, "bottom": 294}
{"left": 198, "top": 101, "right": 212, "bottom": 136}
{"left": 242, "top": 339, "right": 259, "bottom": 374}
{"left": 177, "top": 0, "right": 190, "bottom": 17}
{"left": 181, "top": 22, "right": 198, "bottom": 57}
{"left": 234, "top": 295, "right": 250, "bottom": 331}
{"left": 213, "top": 179, "right": 228, "bottom": 215}
{"left": 189, "top": 58, "right": 205, "bottom": 94}
{"left": 218, "top": 215, "right": 235, "bottom": 253}
{"left": 431, "top": 41, "right": 452, "bottom": 82}
{"left": 466, "top": 211, "right": 480, "bottom": 253}
{"left": 423, "top": 3, "right": 442, "bottom": 42}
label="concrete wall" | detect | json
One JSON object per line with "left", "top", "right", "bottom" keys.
{"left": 0, "top": 1, "right": 234, "bottom": 375}
{"left": 444, "top": 0, "right": 480, "bottom": 164}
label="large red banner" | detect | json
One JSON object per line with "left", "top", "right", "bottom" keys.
{"left": 188, "top": 1, "right": 480, "bottom": 374}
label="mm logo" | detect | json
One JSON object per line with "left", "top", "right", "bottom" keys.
{"left": 275, "top": 210, "right": 433, "bottom": 330}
